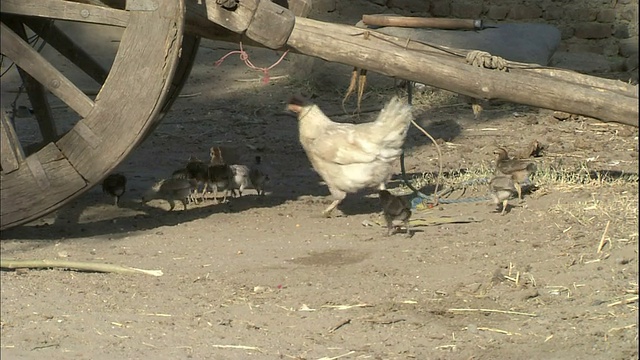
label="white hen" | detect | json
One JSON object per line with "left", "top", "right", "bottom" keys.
{"left": 288, "top": 96, "right": 413, "bottom": 217}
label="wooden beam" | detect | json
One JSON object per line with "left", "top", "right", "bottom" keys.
{"left": 1, "top": 0, "right": 129, "bottom": 27}
{"left": 1, "top": 22, "right": 95, "bottom": 119}
{"left": 285, "top": 18, "right": 638, "bottom": 127}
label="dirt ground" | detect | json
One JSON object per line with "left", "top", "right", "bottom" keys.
{"left": 1, "top": 4, "right": 639, "bottom": 360}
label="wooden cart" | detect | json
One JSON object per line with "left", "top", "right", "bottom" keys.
{"left": 1, "top": 0, "right": 637, "bottom": 230}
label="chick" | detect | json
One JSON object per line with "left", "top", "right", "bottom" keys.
{"left": 489, "top": 175, "right": 517, "bottom": 215}
{"left": 379, "top": 190, "right": 412, "bottom": 237}
{"left": 249, "top": 156, "right": 269, "bottom": 196}
{"left": 102, "top": 173, "right": 127, "bottom": 206}
{"left": 207, "top": 164, "right": 233, "bottom": 204}
{"left": 142, "top": 178, "right": 193, "bottom": 211}
{"left": 227, "top": 164, "right": 252, "bottom": 198}
{"left": 171, "top": 168, "right": 199, "bottom": 204}
{"left": 494, "top": 147, "right": 537, "bottom": 200}
{"left": 185, "top": 156, "right": 209, "bottom": 200}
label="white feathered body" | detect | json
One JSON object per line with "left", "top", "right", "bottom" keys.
{"left": 297, "top": 97, "right": 413, "bottom": 196}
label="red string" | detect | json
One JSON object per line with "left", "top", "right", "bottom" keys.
{"left": 214, "top": 42, "right": 289, "bottom": 84}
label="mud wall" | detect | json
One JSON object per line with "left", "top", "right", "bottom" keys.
{"left": 314, "top": 0, "right": 639, "bottom": 74}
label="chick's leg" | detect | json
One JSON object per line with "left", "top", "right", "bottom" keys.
{"left": 514, "top": 182, "right": 523, "bottom": 200}
{"left": 404, "top": 220, "right": 413, "bottom": 238}
{"left": 500, "top": 199, "right": 508, "bottom": 215}
{"left": 211, "top": 185, "right": 219, "bottom": 204}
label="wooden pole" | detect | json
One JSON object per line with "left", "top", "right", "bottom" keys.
{"left": 362, "top": 14, "right": 481, "bottom": 30}
{"left": 284, "top": 18, "right": 638, "bottom": 127}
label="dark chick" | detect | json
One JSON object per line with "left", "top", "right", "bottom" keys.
{"left": 489, "top": 175, "right": 517, "bottom": 215}
{"left": 185, "top": 156, "right": 209, "bottom": 200}
{"left": 171, "top": 168, "right": 199, "bottom": 204}
{"left": 249, "top": 156, "right": 269, "bottom": 196}
{"left": 494, "top": 147, "right": 537, "bottom": 200}
{"left": 208, "top": 164, "right": 233, "bottom": 204}
{"left": 102, "top": 173, "right": 127, "bottom": 206}
{"left": 379, "top": 190, "right": 412, "bottom": 237}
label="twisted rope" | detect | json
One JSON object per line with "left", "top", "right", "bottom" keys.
{"left": 465, "top": 50, "right": 508, "bottom": 71}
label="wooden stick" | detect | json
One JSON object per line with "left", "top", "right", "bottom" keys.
{"left": 211, "top": 344, "right": 261, "bottom": 351}
{"left": 597, "top": 220, "right": 611, "bottom": 253}
{"left": 328, "top": 319, "right": 351, "bottom": 333}
{"left": 448, "top": 308, "right": 538, "bottom": 317}
{"left": 0, "top": 258, "right": 163, "bottom": 276}
{"left": 362, "top": 15, "right": 480, "bottom": 30}
{"left": 477, "top": 326, "right": 521, "bottom": 336}
{"left": 607, "top": 295, "right": 639, "bottom": 307}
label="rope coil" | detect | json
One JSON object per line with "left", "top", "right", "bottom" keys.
{"left": 465, "top": 50, "right": 508, "bottom": 71}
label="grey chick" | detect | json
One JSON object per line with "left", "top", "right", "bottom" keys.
{"left": 379, "top": 190, "right": 412, "bottom": 237}
{"left": 249, "top": 156, "right": 269, "bottom": 196}
{"left": 489, "top": 175, "right": 517, "bottom": 215}
{"left": 142, "top": 178, "right": 193, "bottom": 211}
{"left": 102, "top": 173, "right": 127, "bottom": 206}
{"left": 227, "top": 164, "right": 252, "bottom": 198}
{"left": 494, "top": 147, "right": 537, "bottom": 200}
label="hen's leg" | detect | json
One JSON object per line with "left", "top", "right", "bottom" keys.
{"left": 168, "top": 198, "right": 176, "bottom": 211}
{"left": 323, "top": 199, "right": 342, "bottom": 218}
{"left": 323, "top": 188, "right": 346, "bottom": 217}
{"left": 378, "top": 183, "right": 387, "bottom": 191}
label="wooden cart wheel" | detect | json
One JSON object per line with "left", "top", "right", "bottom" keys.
{"left": 0, "top": 0, "right": 197, "bottom": 230}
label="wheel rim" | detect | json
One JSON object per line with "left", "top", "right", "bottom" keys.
{"left": 1, "top": 0, "right": 189, "bottom": 230}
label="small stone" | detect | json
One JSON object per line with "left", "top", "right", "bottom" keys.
{"left": 521, "top": 289, "right": 540, "bottom": 301}
{"left": 596, "top": 9, "right": 616, "bottom": 23}
{"left": 553, "top": 111, "right": 571, "bottom": 120}
{"left": 574, "top": 22, "right": 613, "bottom": 39}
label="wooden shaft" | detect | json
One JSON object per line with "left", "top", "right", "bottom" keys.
{"left": 362, "top": 15, "right": 480, "bottom": 30}
{"left": 285, "top": 17, "right": 638, "bottom": 127}
{"left": 183, "top": 4, "right": 638, "bottom": 127}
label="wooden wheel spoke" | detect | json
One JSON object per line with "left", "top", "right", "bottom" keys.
{"left": 3, "top": 17, "right": 59, "bottom": 145}
{"left": 0, "top": 110, "right": 26, "bottom": 174}
{"left": 23, "top": 18, "right": 109, "bottom": 86}
{"left": 1, "top": 0, "right": 129, "bottom": 28}
{"left": 1, "top": 22, "right": 95, "bottom": 119}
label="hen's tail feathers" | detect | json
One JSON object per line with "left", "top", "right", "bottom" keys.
{"left": 374, "top": 96, "right": 413, "bottom": 146}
